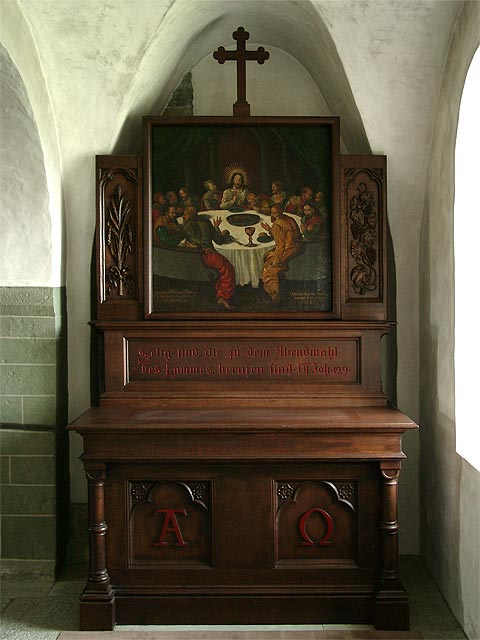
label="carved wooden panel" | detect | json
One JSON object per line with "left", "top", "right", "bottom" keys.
{"left": 275, "top": 479, "right": 357, "bottom": 566}
{"left": 128, "top": 480, "right": 212, "bottom": 567}
{"left": 99, "top": 324, "right": 390, "bottom": 406}
{"left": 127, "top": 337, "right": 359, "bottom": 384}
{"left": 341, "top": 155, "right": 387, "bottom": 320}
{"left": 96, "top": 156, "right": 143, "bottom": 320}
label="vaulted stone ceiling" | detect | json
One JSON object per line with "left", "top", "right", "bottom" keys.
{"left": 18, "top": 0, "right": 460, "bottom": 159}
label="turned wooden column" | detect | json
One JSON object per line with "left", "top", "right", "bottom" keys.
{"left": 380, "top": 461, "right": 400, "bottom": 581}
{"left": 80, "top": 462, "right": 115, "bottom": 630}
{"left": 374, "top": 460, "right": 408, "bottom": 630}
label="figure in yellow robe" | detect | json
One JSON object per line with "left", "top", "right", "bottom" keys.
{"left": 261, "top": 206, "right": 302, "bottom": 305}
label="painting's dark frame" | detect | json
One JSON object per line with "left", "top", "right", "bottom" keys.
{"left": 143, "top": 116, "right": 341, "bottom": 320}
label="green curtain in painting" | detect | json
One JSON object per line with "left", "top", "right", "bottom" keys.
{"left": 151, "top": 124, "right": 331, "bottom": 195}
{"left": 151, "top": 126, "right": 213, "bottom": 192}
{"left": 275, "top": 126, "right": 331, "bottom": 192}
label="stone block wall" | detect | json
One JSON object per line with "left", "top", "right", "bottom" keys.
{"left": 0, "top": 286, "right": 68, "bottom": 577}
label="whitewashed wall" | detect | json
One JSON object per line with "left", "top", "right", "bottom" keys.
{"left": 0, "top": 0, "right": 64, "bottom": 288}
{"left": 1, "top": 0, "right": 466, "bottom": 559}
{"left": 0, "top": 44, "right": 50, "bottom": 286}
{"left": 419, "top": 3, "right": 480, "bottom": 638}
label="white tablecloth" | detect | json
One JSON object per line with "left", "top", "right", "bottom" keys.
{"left": 199, "top": 210, "right": 273, "bottom": 288}
{"left": 177, "top": 210, "right": 301, "bottom": 289}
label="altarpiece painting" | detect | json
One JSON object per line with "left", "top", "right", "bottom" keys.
{"left": 144, "top": 118, "right": 338, "bottom": 316}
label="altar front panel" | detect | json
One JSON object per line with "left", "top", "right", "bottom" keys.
{"left": 105, "top": 462, "right": 381, "bottom": 590}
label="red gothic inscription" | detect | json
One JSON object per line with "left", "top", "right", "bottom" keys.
{"left": 154, "top": 509, "right": 188, "bottom": 547}
{"left": 127, "top": 339, "right": 358, "bottom": 383}
{"left": 299, "top": 508, "right": 334, "bottom": 547}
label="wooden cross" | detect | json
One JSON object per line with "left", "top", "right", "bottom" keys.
{"left": 213, "top": 27, "right": 269, "bottom": 117}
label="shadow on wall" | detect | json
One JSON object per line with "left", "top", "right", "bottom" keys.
{"left": 386, "top": 220, "right": 397, "bottom": 406}
{"left": 419, "top": 189, "right": 464, "bottom": 626}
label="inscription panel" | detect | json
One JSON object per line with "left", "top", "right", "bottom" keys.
{"left": 127, "top": 338, "right": 359, "bottom": 384}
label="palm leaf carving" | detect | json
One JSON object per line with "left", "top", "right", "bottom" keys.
{"left": 106, "top": 184, "right": 133, "bottom": 296}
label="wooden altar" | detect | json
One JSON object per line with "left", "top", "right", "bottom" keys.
{"left": 68, "top": 30, "right": 416, "bottom": 631}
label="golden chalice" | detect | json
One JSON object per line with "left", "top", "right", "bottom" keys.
{"left": 244, "top": 226, "right": 257, "bottom": 247}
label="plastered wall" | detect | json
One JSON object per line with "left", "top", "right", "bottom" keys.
{"left": 1, "top": 0, "right": 469, "bottom": 571}
{"left": 0, "top": 42, "right": 68, "bottom": 576}
{"left": 0, "top": 44, "right": 51, "bottom": 285}
{"left": 419, "top": 3, "right": 480, "bottom": 638}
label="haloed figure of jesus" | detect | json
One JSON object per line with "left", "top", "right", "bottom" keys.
{"left": 220, "top": 172, "right": 249, "bottom": 210}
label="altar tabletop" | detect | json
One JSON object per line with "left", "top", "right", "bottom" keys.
{"left": 70, "top": 405, "right": 416, "bottom": 432}
{"left": 70, "top": 406, "right": 417, "bottom": 465}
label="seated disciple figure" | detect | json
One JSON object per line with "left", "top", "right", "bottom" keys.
{"left": 260, "top": 205, "right": 302, "bottom": 305}
{"left": 178, "top": 186, "right": 200, "bottom": 211}
{"left": 298, "top": 186, "right": 314, "bottom": 215}
{"left": 285, "top": 194, "right": 301, "bottom": 215}
{"left": 154, "top": 204, "right": 185, "bottom": 247}
{"left": 246, "top": 192, "right": 260, "bottom": 212}
{"left": 220, "top": 172, "right": 249, "bottom": 210}
{"left": 258, "top": 194, "right": 271, "bottom": 215}
{"left": 152, "top": 192, "right": 166, "bottom": 225}
{"left": 269, "top": 180, "right": 287, "bottom": 210}
{"left": 301, "top": 202, "right": 325, "bottom": 242}
{"left": 182, "top": 206, "right": 236, "bottom": 310}
{"left": 165, "top": 191, "right": 181, "bottom": 216}
{"left": 315, "top": 191, "right": 329, "bottom": 218}
{"left": 201, "top": 180, "right": 222, "bottom": 211}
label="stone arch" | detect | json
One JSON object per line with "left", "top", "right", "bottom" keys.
{"left": 0, "top": 0, "right": 64, "bottom": 286}
{"left": 111, "top": 0, "right": 370, "bottom": 155}
{"left": 0, "top": 2, "right": 68, "bottom": 576}
{"left": 0, "top": 42, "right": 51, "bottom": 284}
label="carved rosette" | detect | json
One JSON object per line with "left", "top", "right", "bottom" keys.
{"left": 275, "top": 480, "right": 356, "bottom": 513}
{"left": 277, "top": 483, "right": 295, "bottom": 501}
{"left": 184, "top": 481, "right": 210, "bottom": 511}
{"left": 344, "top": 167, "right": 384, "bottom": 301}
{"left": 131, "top": 483, "right": 151, "bottom": 502}
{"left": 129, "top": 480, "right": 210, "bottom": 511}
{"left": 336, "top": 483, "right": 355, "bottom": 502}
{"left": 189, "top": 482, "right": 209, "bottom": 503}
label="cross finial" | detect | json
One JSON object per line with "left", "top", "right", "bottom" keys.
{"left": 213, "top": 27, "right": 270, "bottom": 117}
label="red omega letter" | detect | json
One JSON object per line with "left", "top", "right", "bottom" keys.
{"left": 299, "top": 508, "right": 334, "bottom": 546}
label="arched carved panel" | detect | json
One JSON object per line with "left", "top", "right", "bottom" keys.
{"left": 96, "top": 156, "right": 143, "bottom": 320}
{"left": 128, "top": 480, "right": 212, "bottom": 567}
{"left": 275, "top": 479, "right": 357, "bottom": 566}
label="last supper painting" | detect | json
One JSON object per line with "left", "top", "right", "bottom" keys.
{"left": 144, "top": 117, "right": 339, "bottom": 317}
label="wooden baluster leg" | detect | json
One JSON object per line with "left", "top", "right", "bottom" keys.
{"left": 79, "top": 462, "right": 116, "bottom": 630}
{"left": 374, "top": 461, "right": 409, "bottom": 630}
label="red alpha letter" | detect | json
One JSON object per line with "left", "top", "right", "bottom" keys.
{"left": 299, "top": 508, "right": 334, "bottom": 546}
{"left": 154, "top": 509, "right": 188, "bottom": 547}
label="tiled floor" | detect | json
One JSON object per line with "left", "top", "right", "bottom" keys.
{"left": 0, "top": 557, "right": 467, "bottom": 640}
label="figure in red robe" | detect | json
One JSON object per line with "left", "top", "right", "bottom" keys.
{"left": 183, "top": 207, "right": 236, "bottom": 310}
